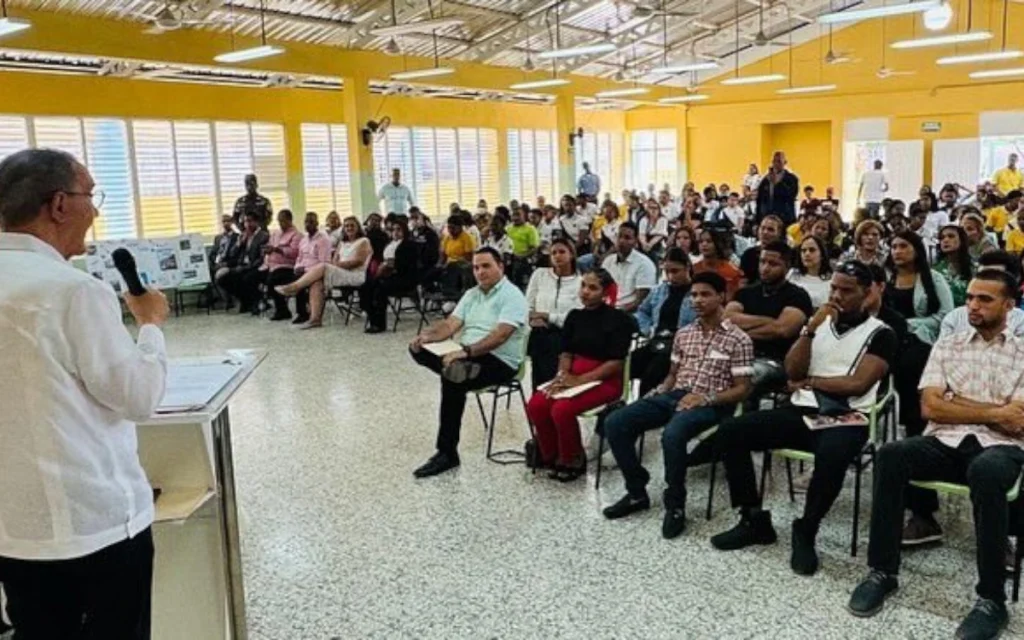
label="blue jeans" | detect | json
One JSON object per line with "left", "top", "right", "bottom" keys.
{"left": 603, "top": 390, "right": 729, "bottom": 508}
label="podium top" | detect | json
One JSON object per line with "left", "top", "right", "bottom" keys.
{"left": 141, "top": 349, "right": 266, "bottom": 426}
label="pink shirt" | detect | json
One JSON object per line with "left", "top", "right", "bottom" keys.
{"left": 295, "top": 231, "right": 332, "bottom": 272}
{"left": 262, "top": 227, "right": 301, "bottom": 272}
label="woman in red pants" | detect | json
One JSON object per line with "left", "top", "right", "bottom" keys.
{"left": 527, "top": 269, "right": 635, "bottom": 481}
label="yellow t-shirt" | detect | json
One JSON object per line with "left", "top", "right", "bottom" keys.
{"left": 993, "top": 167, "right": 1023, "bottom": 195}
{"left": 786, "top": 222, "right": 803, "bottom": 246}
{"left": 592, "top": 211, "right": 624, "bottom": 242}
{"left": 1006, "top": 228, "right": 1024, "bottom": 254}
{"left": 442, "top": 232, "right": 476, "bottom": 264}
{"left": 984, "top": 206, "right": 1009, "bottom": 233}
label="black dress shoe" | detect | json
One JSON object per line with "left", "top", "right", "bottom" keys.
{"left": 956, "top": 598, "right": 1008, "bottom": 640}
{"left": 847, "top": 570, "right": 898, "bottom": 618}
{"left": 364, "top": 325, "right": 386, "bottom": 334}
{"left": 662, "top": 507, "right": 687, "bottom": 539}
{"left": 270, "top": 311, "right": 291, "bottom": 321}
{"left": 790, "top": 518, "right": 820, "bottom": 576}
{"left": 292, "top": 314, "right": 310, "bottom": 325}
{"left": 711, "top": 509, "right": 777, "bottom": 551}
{"left": 603, "top": 492, "right": 650, "bottom": 520}
{"left": 413, "top": 452, "right": 460, "bottom": 479}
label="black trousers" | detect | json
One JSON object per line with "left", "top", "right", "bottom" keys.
{"left": 715, "top": 406, "right": 868, "bottom": 531}
{"left": 893, "top": 338, "right": 937, "bottom": 517}
{"left": 239, "top": 268, "right": 296, "bottom": 316}
{"left": 628, "top": 340, "right": 672, "bottom": 397}
{"left": 410, "top": 348, "right": 517, "bottom": 454}
{"left": 0, "top": 529, "right": 153, "bottom": 640}
{"left": 526, "top": 326, "right": 563, "bottom": 392}
{"left": 217, "top": 267, "right": 255, "bottom": 308}
{"left": 868, "top": 435, "right": 1024, "bottom": 602}
{"left": 361, "top": 276, "right": 415, "bottom": 329}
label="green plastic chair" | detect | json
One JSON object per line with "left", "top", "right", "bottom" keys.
{"left": 758, "top": 376, "right": 897, "bottom": 557}
{"left": 472, "top": 328, "right": 532, "bottom": 465}
{"left": 908, "top": 474, "right": 1024, "bottom": 602}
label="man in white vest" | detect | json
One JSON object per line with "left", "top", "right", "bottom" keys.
{"left": 709, "top": 260, "right": 895, "bottom": 577}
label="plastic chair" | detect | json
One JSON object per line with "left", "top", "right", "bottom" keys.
{"left": 587, "top": 358, "right": 635, "bottom": 489}
{"left": 758, "top": 377, "right": 897, "bottom": 557}
{"left": 908, "top": 474, "right": 1024, "bottom": 602}
{"left": 472, "top": 329, "right": 533, "bottom": 465}
{"left": 386, "top": 286, "right": 430, "bottom": 332}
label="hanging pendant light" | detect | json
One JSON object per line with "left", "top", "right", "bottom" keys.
{"left": 215, "top": 0, "right": 283, "bottom": 63}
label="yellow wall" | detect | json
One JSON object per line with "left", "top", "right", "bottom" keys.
{"left": 686, "top": 124, "right": 765, "bottom": 189}
{"left": 765, "top": 121, "right": 832, "bottom": 196}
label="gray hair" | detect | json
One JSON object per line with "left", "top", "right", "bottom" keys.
{"left": 0, "top": 148, "right": 80, "bottom": 230}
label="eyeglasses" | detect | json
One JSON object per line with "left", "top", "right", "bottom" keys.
{"left": 63, "top": 190, "right": 106, "bottom": 209}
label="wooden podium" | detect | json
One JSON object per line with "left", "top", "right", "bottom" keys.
{"left": 137, "top": 350, "right": 265, "bottom": 640}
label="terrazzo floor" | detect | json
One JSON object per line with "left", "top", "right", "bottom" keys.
{"left": 159, "top": 304, "right": 1024, "bottom": 640}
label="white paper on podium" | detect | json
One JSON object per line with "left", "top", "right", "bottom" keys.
{"left": 157, "top": 359, "right": 245, "bottom": 413}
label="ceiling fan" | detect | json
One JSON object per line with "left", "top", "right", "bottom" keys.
{"left": 749, "top": 2, "right": 786, "bottom": 47}
{"left": 132, "top": 3, "right": 227, "bottom": 34}
{"left": 822, "top": 25, "right": 856, "bottom": 64}
{"left": 876, "top": 17, "right": 915, "bottom": 78}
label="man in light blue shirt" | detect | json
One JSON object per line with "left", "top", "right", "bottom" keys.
{"left": 577, "top": 162, "right": 601, "bottom": 199}
{"left": 378, "top": 168, "right": 414, "bottom": 215}
{"left": 409, "top": 247, "right": 528, "bottom": 478}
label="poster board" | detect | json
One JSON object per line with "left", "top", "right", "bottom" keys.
{"left": 84, "top": 234, "right": 210, "bottom": 293}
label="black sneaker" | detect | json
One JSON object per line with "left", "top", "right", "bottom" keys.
{"left": 662, "top": 507, "right": 687, "bottom": 540}
{"left": 710, "top": 510, "right": 777, "bottom": 551}
{"left": 790, "top": 518, "right": 819, "bottom": 576}
{"left": 269, "top": 311, "right": 292, "bottom": 321}
{"left": 413, "top": 451, "right": 461, "bottom": 479}
{"left": 955, "top": 598, "right": 1008, "bottom": 640}
{"left": 847, "top": 570, "right": 899, "bottom": 618}
{"left": 602, "top": 493, "right": 650, "bottom": 520}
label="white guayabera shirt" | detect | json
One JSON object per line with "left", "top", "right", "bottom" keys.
{"left": 0, "top": 233, "right": 167, "bottom": 560}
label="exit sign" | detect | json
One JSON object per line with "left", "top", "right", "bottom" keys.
{"left": 921, "top": 121, "right": 942, "bottom": 133}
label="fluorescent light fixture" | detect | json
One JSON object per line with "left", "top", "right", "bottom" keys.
{"left": 649, "top": 61, "right": 721, "bottom": 74}
{"left": 937, "top": 50, "right": 1023, "bottom": 65}
{"left": 214, "top": 45, "right": 284, "bottom": 63}
{"left": 390, "top": 67, "right": 454, "bottom": 80}
{"left": 509, "top": 78, "right": 571, "bottom": 90}
{"left": 370, "top": 18, "right": 464, "bottom": 38}
{"left": 923, "top": 1, "right": 953, "bottom": 30}
{"left": 0, "top": 17, "right": 31, "bottom": 38}
{"left": 969, "top": 67, "right": 1024, "bottom": 79}
{"left": 721, "top": 73, "right": 786, "bottom": 85}
{"left": 594, "top": 87, "right": 649, "bottom": 98}
{"left": 817, "top": 1, "right": 939, "bottom": 24}
{"left": 777, "top": 83, "right": 837, "bottom": 94}
{"left": 892, "top": 31, "right": 991, "bottom": 49}
{"left": 659, "top": 94, "right": 710, "bottom": 103}
{"left": 538, "top": 42, "right": 617, "bottom": 59}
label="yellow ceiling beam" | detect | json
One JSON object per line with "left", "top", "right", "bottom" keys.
{"left": 2, "top": 7, "right": 683, "bottom": 102}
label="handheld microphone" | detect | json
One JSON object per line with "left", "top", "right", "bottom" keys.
{"left": 111, "top": 248, "right": 147, "bottom": 297}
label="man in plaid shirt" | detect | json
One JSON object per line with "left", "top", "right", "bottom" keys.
{"left": 602, "top": 271, "right": 754, "bottom": 540}
{"left": 710, "top": 261, "right": 895, "bottom": 576}
{"left": 849, "top": 269, "right": 1024, "bottom": 640}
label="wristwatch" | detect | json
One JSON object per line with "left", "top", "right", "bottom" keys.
{"left": 800, "top": 325, "right": 816, "bottom": 339}
{"left": 462, "top": 345, "right": 472, "bottom": 357}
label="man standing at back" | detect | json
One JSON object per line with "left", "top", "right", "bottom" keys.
{"left": 0, "top": 149, "right": 169, "bottom": 638}
{"left": 233, "top": 173, "right": 273, "bottom": 229}
{"left": 858, "top": 160, "right": 889, "bottom": 220}
{"left": 379, "top": 168, "right": 415, "bottom": 215}
{"left": 577, "top": 161, "right": 601, "bottom": 200}
{"left": 756, "top": 151, "right": 800, "bottom": 226}
{"left": 992, "top": 153, "right": 1023, "bottom": 198}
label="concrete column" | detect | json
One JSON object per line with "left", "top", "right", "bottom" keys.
{"left": 554, "top": 93, "right": 576, "bottom": 195}
{"left": 283, "top": 121, "right": 306, "bottom": 214}
{"left": 342, "top": 74, "right": 378, "bottom": 216}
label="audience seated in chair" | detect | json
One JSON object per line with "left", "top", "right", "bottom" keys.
{"left": 506, "top": 206, "right": 540, "bottom": 287}
{"left": 276, "top": 215, "right": 370, "bottom": 330}
{"left": 362, "top": 217, "right": 419, "bottom": 334}
{"left": 364, "top": 212, "right": 390, "bottom": 264}
{"left": 217, "top": 211, "right": 268, "bottom": 313}
{"left": 630, "top": 248, "right": 698, "bottom": 397}
{"left": 602, "top": 271, "right": 754, "bottom": 539}
{"left": 240, "top": 209, "right": 301, "bottom": 319}
{"left": 710, "top": 260, "right": 894, "bottom": 577}
{"left": 601, "top": 221, "right": 657, "bottom": 313}
{"left": 848, "top": 269, "right": 1024, "bottom": 640}
{"left": 209, "top": 214, "right": 239, "bottom": 307}
{"left": 725, "top": 241, "right": 813, "bottom": 404}
{"left": 525, "top": 238, "right": 582, "bottom": 391}
{"left": 694, "top": 228, "right": 744, "bottom": 300}
{"left": 526, "top": 269, "right": 634, "bottom": 482}
{"left": 739, "top": 215, "right": 785, "bottom": 284}
{"left": 941, "top": 251, "right": 1024, "bottom": 339}
{"left": 408, "top": 247, "right": 528, "bottom": 479}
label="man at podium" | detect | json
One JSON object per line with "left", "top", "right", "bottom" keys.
{"left": 0, "top": 149, "right": 169, "bottom": 639}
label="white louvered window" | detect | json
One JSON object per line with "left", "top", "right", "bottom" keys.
{"left": 521, "top": 131, "right": 537, "bottom": 203}
{"left": 83, "top": 119, "right": 137, "bottom": 240}
{"left": 479, "top": 129, "right": 498, "bottom": 204}
{"left": 574, "top": 131, "right": 623, "bottom": 199}
{"left": 413, "top": 127, "right": 438, "bottom": 218}
{"left": 133, "top": 120, "right": 182, "bottom": 238}
{"left": 630, "top": 129, "right": 677, "bottom": 192}
{"left": 507, "top": 129, "right": 558, "bottom": 204}
{"left": 507, "top": 129, "right": 521, "bottom": 202}
{"left": 251, "top": 122, "right": 289, "bottom": 213}
{"left": 435, "top": 128, "right": 459, "bottom": 213}
{"left": 214, "top": 122, "right": 254, "bottom": 217}
{"left": 174, "top": 122, "right": 219, "bottom": 236}
{"left": 535, "top": 130, "right": 554, "bottom": 202}
{"left": 33, "top": 117, "right": 86, "bottom": 164}
{"left": 0, "top": 116, "right": 29, "bottom": 164}
{"left": 457, "top": 128, "right": 481, "bottom": 205}
{"left": 302, "top": 123, "right": 353, "bottom": 217}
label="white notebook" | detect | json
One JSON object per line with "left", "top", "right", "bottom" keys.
{"left": 422, "top": 339, "right": 465, "bottom": 357}
{"left": 537, "top": 380, "right": 602, "bottom": 399}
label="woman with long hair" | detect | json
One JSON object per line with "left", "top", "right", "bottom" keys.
{"left": 959, "top": 207, "right": 999, "bottom": 260}
{"left": 361, "top": 219, "right": 420, "bottom": 333}
{"left": 787, "top": 236, "right": 833, "bottom": 309}
{"left": 885, "top": 230, "right": 954, "bottom": 345}
{"left": 693, "top": 228, "right": 743, "bottom": 299}
{"left": 842, "top": 219, "right": 887, "bottom": 267}
{"left": 525, "top": 238, "right": 583, "bottom": 390}
{"left": 276, "top": 216, "right": 372, "bottom": 329}
{"left": 932, "top": 224, "right": 973, "bottom": 307}
{"left": 673, "top": 225, "right": 702, "bottom": 264}
{"left": 809, "top": 216, "right": 842, "bottom": 264}
{"left": 638, "top": 198, "right": 669, "bottom": 264}
{"left": 526, "top": 269, "right": 634, "bottom": 481}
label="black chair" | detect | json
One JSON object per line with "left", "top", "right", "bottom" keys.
{"left": 328, "top": 286, "right": 363, "bottom": 326}
{"left": 386, "top": 286, "right": 430, "bottom": 332}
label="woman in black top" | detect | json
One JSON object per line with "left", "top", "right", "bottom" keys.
{"left": 526, "top": 269, "right": 634, "bottom": 481}
{"left": 362, "top": 220, "right": 420, "bottom": 333}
